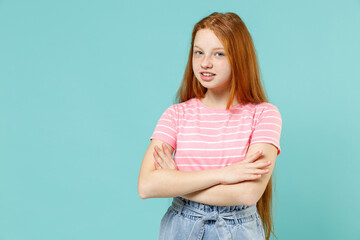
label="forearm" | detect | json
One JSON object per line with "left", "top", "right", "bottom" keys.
{"left": 139, "top": 168, "right": 223, "bottom": 199}
{"left": 181, "top": 180, "right": 257, "bottom": 206}
{"left": 140, "top": 142, "right": 273, "bottom": 202}
{"left": 180, "top": 147, "right": 275, "bottom": 207}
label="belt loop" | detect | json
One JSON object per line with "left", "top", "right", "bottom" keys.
{"left": 177, "top": 198, "right": 184, "bottom": 217}
{"left": 232, "top": 212, "right": 240, "bottom": 226}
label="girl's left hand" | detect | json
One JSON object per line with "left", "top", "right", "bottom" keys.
{"left": 153, "top": 143, "right": 178, "bottom": 170}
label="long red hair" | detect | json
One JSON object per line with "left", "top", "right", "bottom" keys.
{"left": 175, "top": 12, "right": 277, "bottom": 240}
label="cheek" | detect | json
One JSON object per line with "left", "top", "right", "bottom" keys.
{"left": 192, "top": 58, "right": 199, "bottom": 66}
{"left": 226, "top": 67, "right": 232, "bottom": 76}
{"left": 219, "top": 63, "right": 231, "bottom": 74}
{"left": 224, "top": 63, "right": 232, "bottom": 75}
{"left": 192, "top": 60, "right": 201, "bottom": 74}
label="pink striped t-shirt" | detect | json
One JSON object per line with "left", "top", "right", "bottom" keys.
{"left": 150, "top": 97, "right": 282, "bottom": 172}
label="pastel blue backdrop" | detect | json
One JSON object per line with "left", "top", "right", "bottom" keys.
{"left": 1, "top": 0, "right": 359, "bottom": 239}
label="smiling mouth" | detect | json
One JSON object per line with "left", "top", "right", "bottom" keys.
{"left": 201, "top": 73, "right": 216, "bottom": 76}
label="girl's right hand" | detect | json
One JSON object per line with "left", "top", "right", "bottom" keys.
{"left": 219, "top": 150, "right": 272, "bottom": 184}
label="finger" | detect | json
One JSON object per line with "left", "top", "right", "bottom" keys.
{"left": 165, "top": 144, "right": 173, "bottom": 156}
{"left": 241, "top": 174, "right": 262, "bottom": 181}
{"left": 167, "top": 160, "right": 177, "bottom": 170}
{"left": 248, "top": 174, "right": 262, "bottom": 180}
{"left": 155, "top": 146, "right": 174, "bottom": 169}
{"left": 162, "top": 144, "right": 172, "bottom": 158}
{"left": 153, "top": 148, "right": 165, "bottom": 167}
{"left": 156, "top": 162, "right": 162, "bottom": 169}
{"left": 153, "top": 150, "right": 160, "bottom": 163}
{"left": 244, "top": 161, "right": 270, "bottom": 172}
{"left": 253, "top": 161, "right": 272, "bottom": 168}
{"left": 164, "top": 143, "right": 172, "bottom": 151}
{"left": 244, "top": 150, "right": 263, "bottom": 163}
{"left": 156, "top": 147, "right": 171, "bottom": 165}
{"left": 163, "top": 144, "right": 177, "bottom": 169}
{"left": 155, "top": 161, "right": 161, "bottom": 169}
{"left": 247, "top": 168, "right": 270, "bottom": 175}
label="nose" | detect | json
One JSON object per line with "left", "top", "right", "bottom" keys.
{"left": 200, "top": 54, "right": 213, "bottom": 68}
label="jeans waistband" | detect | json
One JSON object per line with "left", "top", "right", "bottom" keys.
{"left": 170, "top": 197, "right": 258, "bottom": 240}
{"left": 172, "top": 197, "right": 257, "bottom": 219}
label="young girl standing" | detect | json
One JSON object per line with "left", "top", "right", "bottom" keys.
{"left": 138, "top": 12, "right": 282, "bottom": 240}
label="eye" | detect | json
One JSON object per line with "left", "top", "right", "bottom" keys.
{"left": 194, "top": 51, "right": 203, "bottom": 55}
{"left": 216, "top": 52, "right": 225, "bottom": 57}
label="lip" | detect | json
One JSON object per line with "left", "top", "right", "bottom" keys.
{"left": 200, "top": 72, "right": 216, "bottom": 81}
{"left": 200, "top": 71, "right": 216, "bottom": 75}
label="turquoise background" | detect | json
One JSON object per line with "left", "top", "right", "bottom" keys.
{"left": 1, "top": 0, "right": 359, "bottom": 239}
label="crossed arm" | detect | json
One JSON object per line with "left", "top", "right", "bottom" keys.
{"left": 137, "top": 139, "right": 278, "bottom": 206}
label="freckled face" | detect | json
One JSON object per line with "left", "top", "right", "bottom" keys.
{"left": 192, "top": 29, "right": 232, "bottom": 92}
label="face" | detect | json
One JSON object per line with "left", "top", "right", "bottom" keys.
{"left": 192, "top": 28, "right": 232, "bottom": 93}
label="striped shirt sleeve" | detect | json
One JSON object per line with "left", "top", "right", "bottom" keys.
{"left": 249, "top": 104, "right": 282, "bottom": 155}
{"left": 150, "top": 105, "right": 177, "bottom": 149}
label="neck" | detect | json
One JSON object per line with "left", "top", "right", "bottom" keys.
{"left": 201, "top": 88, "right": 239, "bottom": 109}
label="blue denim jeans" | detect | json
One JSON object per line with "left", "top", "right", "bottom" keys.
{"left": 158, "top": 197, "right": 265, "bottom": 240}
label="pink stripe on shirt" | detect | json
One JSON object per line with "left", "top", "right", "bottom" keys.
{"left": 150, "top": 98, "right": 282, "bottom": 172}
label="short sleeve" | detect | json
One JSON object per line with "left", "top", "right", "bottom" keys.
{"left": 150, "top": 105, "right": 177, "bottom": 149}
{"left": 249, "top": 103, "right": 282, "bottom": 155}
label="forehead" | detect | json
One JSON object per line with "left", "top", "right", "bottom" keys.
{"left": 193, "top": 29, "right": 224, "bottom": 49}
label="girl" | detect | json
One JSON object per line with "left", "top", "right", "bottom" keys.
{"left": 138, "top": 12, "right": 282, "bottom": 240}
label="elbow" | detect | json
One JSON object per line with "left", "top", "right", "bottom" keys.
{"left": 138, "top": 192, "right": 149, "bottom": 200}
{"left": 138, "top": 169, "right": 160, "bottom": 199}
{"left": 138, "top": 187, "right": 148, "bottom": 199}
{"left": 138, "top": 179, "right": 152, "bottom": 199}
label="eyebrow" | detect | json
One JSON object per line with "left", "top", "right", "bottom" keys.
{"left": 194, "top": 45, "right": 224, "bottom": 50}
